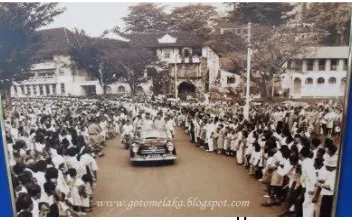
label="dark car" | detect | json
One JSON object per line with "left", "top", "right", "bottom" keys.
{"left": 130, "top": 129, "right": 177, "bottom": 164}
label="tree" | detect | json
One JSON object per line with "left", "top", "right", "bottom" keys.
{"left": 146, "top": 65, "right": 170, "bottom": 95}
{"left": 170, "top": 3, "right": 219, "bottom": 40}
{"left": 69, "top": 29, "right": 128, "bottom": 94}
{"left": 103, "top": 48, "right": 158, "bottom": 95}
{"left": 301, "top": 3, "right": 352, "bottom": 46}
{"left": 219, "top": 25, "right": 321, "bottom": 97}
{"left": 0, "top": 3, "right": 65, "bottom": 105}
{"left": 226, "top": 3, "right": 295, "bottom": 26}
{"left": 122, "top": 3, "right": 171, "bottom": 33}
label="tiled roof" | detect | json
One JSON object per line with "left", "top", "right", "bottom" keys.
{"left": 36, "top": 27, "right": 76, "bottom": 56}
{"left": 122, "top": 31, "right": 204, "bottom": 48}
{"left": 296, "top": 46, "right": 349, "bottom": 59}
{"left": 36, "top": 28, "right": 129, "bottom": 57}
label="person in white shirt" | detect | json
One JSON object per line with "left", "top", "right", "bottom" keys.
{"left": 314, "top": 154, "right": 337, "bottom": 217}
{"left": 142, "top": 113, "right": 154, "bottom": 130}
{"left": 27, "top": 183, "right": 41, "bottom": 217}
{"left": 122, "top": 120, "right": 134, "bottom": 137}
{"left": 299, "top": 147, "right": 317, "bottom": 217}
{"left": 165, "top": 116, "right": 176, "bottom": 138}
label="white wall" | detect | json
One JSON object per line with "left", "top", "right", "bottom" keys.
{"left": 11, "top": 55, "right": 103, "bottom": 97}
{"left": 282, "top": 71, "right": 347, "bottom": 98}
{"left": 220, "top": 70, "right": 242, "bottom": 88}
{"left": 106, "top": 81, "right": 152, "bottom": 94}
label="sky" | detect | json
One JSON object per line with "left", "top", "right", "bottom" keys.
{"left": 42, "top": 2, "right": 229, "bottom": 37}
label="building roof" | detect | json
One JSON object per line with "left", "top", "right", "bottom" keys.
{"left": 299, "top": 46, "right": 349, "bottom": 59}
{"left": 37, "top": 27, "right": 76, "bottom": 56}
{"left": 121, "top": 31, "right": 204, "bottom": 48}
{"left": 36, "top": 28, "right": 128, "bottom": 57}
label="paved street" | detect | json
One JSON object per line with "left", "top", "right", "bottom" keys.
{"left": 90, "top": 128, "right": 281, "bottom": 217}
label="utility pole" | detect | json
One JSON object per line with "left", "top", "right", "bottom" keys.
{"left": 99, "top": 62, "right": 104, "bottom": 94}
{"left": 174, "top": 53, "right": 178, "bottom": 99}
{"left": 244, "top": 22, "right": 251, "bottom": 120}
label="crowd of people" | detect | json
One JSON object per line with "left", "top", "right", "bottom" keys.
{"left": 5, "top": 97, "right": 129, "bottom": 217}
{"left": 172, "top": 100, "right": 342, "bottom": 217}
{"left": 3, "top": 96, "right": 343, "bottom": 217}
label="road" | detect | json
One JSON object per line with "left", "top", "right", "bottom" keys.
{"left": 89, "top": 128, "right": 281, "bottom": 217}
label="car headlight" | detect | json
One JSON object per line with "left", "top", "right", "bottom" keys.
{"left": 132, "top": 143, "right": 139, "bottom": 153}
{"left": 166, "top": 142, "right": 174, "bottom": 151}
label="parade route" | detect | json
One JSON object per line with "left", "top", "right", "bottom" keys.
{"left": 90, "top": 128, "right": 281, "bottom": 217}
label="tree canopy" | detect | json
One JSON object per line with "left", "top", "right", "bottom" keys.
{"left": 301, "top": 2, "right": 352, "bottom": 46}
{"left": 121, "top": 3, "right": 219, "bottom": 40}
{"left": 0, "top": 3, "right": 65, "bottom": 100}
{"left": 170, "top": 3, "right": 219, "bottom": 40}
{"left": 122, "top": 3, "right": 171, "bottom": 33}
{"left": 69, "top": 30, "right": 158, "bottom": 95}
{"left": 226, "top": 3, "right": 295, "bottom": 26}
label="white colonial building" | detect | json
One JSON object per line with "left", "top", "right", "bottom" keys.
{"left": 11, "top": 28, "right": 104, "bottom": 98}
{"left": 121, "top": 32, "right": 221, "bottom": 99}
{"left": 10, "top": 28, "right": 222, "bottom": 98}
{"left": 281, "top": 46, "right": 349, "bottom": 98}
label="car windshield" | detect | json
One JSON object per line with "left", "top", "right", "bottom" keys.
{"left": 140, "top": 130, "right": 167, "bottom": 139}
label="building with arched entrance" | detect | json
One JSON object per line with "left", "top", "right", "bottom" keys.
{"left": 281, "top": 46, "right": 348, "bottom": 98}
{"left": 121, "top": 32, "right": 221, "bottom": 99}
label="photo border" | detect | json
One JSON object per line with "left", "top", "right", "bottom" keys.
{"left": 0, "top": 96, "right": 16, "bottom": 217}
{"left": 334, "top": 12, "right": 352, "bottom": 217}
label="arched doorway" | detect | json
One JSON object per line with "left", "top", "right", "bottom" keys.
{"left": 340, "top": 77, "right": 347, "bottom": 95}
{"left": 178, "top": 81, "right": 196, "bottom": 100}
{"left": 106, "top": 86, "right": 112, "bottom": 93}
{"left": 136, "top": 86, "right": 144, "bottom": 94}
{"left": 293, "top": 78, "right": 302, "bottom": 97}
{"left": 118, "top": 85, "right": 125, "bottom": 93}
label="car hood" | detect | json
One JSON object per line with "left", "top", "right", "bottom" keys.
{"left": 140, "top": 139, "right": 168, "bottom": 147}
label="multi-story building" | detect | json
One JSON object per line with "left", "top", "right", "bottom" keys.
{"left": 281, "top": 46, "right": 349, "bottom": 98}
{"left": 11, "top": 28, "right": 222, "bottom": 99}
{"left": 119, "top": 32, "right": 221, "bottom": 99}
{"left": 11, "top": 28, "right": 104, "bottom": 97}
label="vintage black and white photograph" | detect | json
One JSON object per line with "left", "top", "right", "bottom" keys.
{"left": 0, "top": 1, "right": 350, "bottom": 217}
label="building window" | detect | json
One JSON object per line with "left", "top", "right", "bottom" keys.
{"left": 184, "top": 49, "right": 191, "bottom": 58}
{"left": 287, "top": 60, "right": 294, "bottom": 70}
{"left": 39, "top": 85, "right": 44, "bottom": 95}
{"left": 306, "top": 59, "right": 314, "bottom": 71}
{"left": 227, "top": 77, "right": 236, "bottom": 84}
{"left": 305, "top": 78, "right": 313, "bottom": 84}
{"left": 342, "top": 77, "right": 347, "bottom": 86}
{"left": 60, "top": 83, "right": 65, "bottom": 94}
{"left": 193, "top": 47, "right": 202, "bottom": 57}
{"left": 344, "top": 59, "right": 348, "bottom": 71}
{"left": 136, "top": 86, "right": 144, "bottom": 93}
{"left": 317, "top": 77, "right": 325, "bottom": 84}
{"left": 319, "top": 59, "right": 326, "bottom": 71}
{"left": 118, "top": 86, "right": 125, "bottom": 93}
{"left": 26, "top": 85, "right": 31, "bottom": 95}
{"left": 33, "top": 86, "right": 37, "bottom": 95}
{"left": 330, "top": 59, "right": 338, "bottom": 71}
{"left": 37, "top": 70, "right": 55, "bottom": 77}
{"left": 52, "top": 84, "right": 56, "bottom": 94}
{"left": 328, "top": 77, "right": 337, "bottom": 84}
{"left": 164, "top": 50, "right": 170, "bottom": 59}
{"left": 45, "top": 84, "right": 50, "bottom": 94}
{"left": 294, "top": 60, "right": 303, "bottom": 72}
